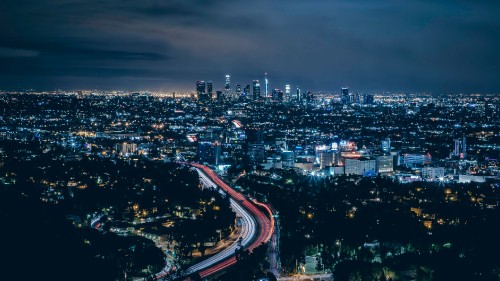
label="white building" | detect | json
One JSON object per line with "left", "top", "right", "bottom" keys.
{"left": 345, "top": 157, "right": 376, "bottom": 176}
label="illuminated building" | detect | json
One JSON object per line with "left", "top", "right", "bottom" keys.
{"left": 272, "top": 89, "right": 283, "bottom": 102}
{"left": 198, "top": 141, "right": 221, "bottom": 165}
{"left": 244, "top": 84, "right": 250, "bottom": 97}
{"left": 365, "top": 94, "right": 374, "bottom": 104}
{"left": 207, "top": 81, "right": 213, "bottom": 99}
{"left": 306, "top": 91, "right": 314, "bottom": 105}
{"left": 381, "top": 138, "right": 391, "bottom": 155}
{"left": 341, "top": 87, "right": 349, "bottom": 104}
{"left": 421, "top": 167, "right": 445, "bottom": 180}
{"left": 318, "top": 150, "right": 335, "bottom": 169}
{"left": 252, "top": 80, "right": 261, "bottom": 100}
{"left": 453, "top": 136, "right": 467, "bottom": 159}
{"left": 281, "top": 151, "right": 295, "bottom": 168}
{"left": 247, "top": 144, "right": 265, "bottom": 165}
{"left": 115, "top": 142, "right": 137, "bottom": 156}
{"left": 236, "top": 84, "right": 241, "bottom": 96}
{"left": 345, "top": 157, "right": 376, "bottom": 176}
{"left": 196, "top": 80, "right": 207, "bottom": 100}
{"left": 225, "top": 75, "right": 231, "bottom": 96}
{"left": 216, "top": 90, "right": 223, "bottom": 102}
{"left": 402, "top": 153, "right": 432, "bottom": 166}
{"left": 376, "top": 155, "right": 394, "bottom": 174}
{"left": 264, "top": 73, "right": 269, "bottom": 98}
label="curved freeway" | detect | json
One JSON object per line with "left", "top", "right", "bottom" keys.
{"left": 154, "top": 163, "right": 274, "bottom": 280}
{"left": 184, "top": 197, "right": 255, "bottom": 275}
{"left": 192, "top": 163, "right": 274, "bottom": 279}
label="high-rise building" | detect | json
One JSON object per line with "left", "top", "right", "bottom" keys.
{"left": 345, "top": 157, "right": 376, "bottom": 176}
{"left": 198, "top": 141, "right": 221, "bottom": 165}
{"left": 244, "top": 84, "right": 250, "bottom": 97}
{"left": 281, "top": 151, "right": 295, "bottom": 168}
{"left": 381, "top": 138, "right": 391, "bottom": 155}
{"left": 285, "top": 84, "right": 291, "bottom": 101}
{"left": 216, "top": 90, "right": 223, "bottom": 102}
{"left": 296, "top": 86, "right": 301, "bottom": 102}
{"left": 236, "top": 84, "right": 241, "bottom": 96}
{"left": 365, "top": 94, "right": 374, "bottom": 104}
{"left": 252, "top": 80, "right": 261, "bottom": 100}
{"left": 354, "top": 92, "right": 360, "bottom": 104}
{"left": 196, "top": 80, "right": 207, "bottom": 100}
{"left": 376, "top": 155, "right": 394, "bottom": 174}
{"left": 207, "top": 81, "right": 213, "bottom": 99}
{"left": 341, "top": 87, "right": 349, "bottom": 104}
{"left": 453, "top": 139, "right": 461, "bottom": 157}
{"left": 306, "top": 91, "right": 314, "bottom": 105}
{"left": 247, "top": 144, "right": 265, "bottom": 165}
{"left": 196, "top": 80, "right": 206, "bottom": 94}
{"left": 318, "top": 150, "right": 336, "bottom": 169}
{"left": 225, "top": 75, "right": 231, "bottom": 95}
{"left": 272, "top": 89, "right": 283, "bottom": 102}
{"left": 246, "top": 125, "right": 264, "bottom": 144}
{"left": 462, "top": 136, "right": 467, "bottom": 159}
{"left": 453, "top": 136, "right": 467, "bottom": 159}
{"left": 264, "top": 73, "right": 269, "bottom": 98}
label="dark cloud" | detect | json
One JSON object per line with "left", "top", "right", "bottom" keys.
{"left": 0, "top": 0, "right": 499, "bottom": 92}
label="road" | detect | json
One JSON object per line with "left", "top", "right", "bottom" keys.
{"left": 184, "top": 197, "right": 256, "bottom": 275}
{"left": 266, "top": 204, "right": 281, "bottom": 278}
{"left": 278, "top": 274, "right": 333, "bottom": 281}
{"left": 154, "top": 163, "right": 274, "bottom": 280}
{"left": 192, "top": 163, "right": 274, "bottom": 279}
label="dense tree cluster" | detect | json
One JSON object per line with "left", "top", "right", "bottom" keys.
{"left": 0, "top": 140, "right": 236, "bottom": 280}
{"left": 0, "top": 188, "right": 165, "bottom": 281}
{"left": 237, "top": 171, "right": 500, "bottom": 280}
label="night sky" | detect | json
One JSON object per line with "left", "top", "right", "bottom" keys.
{"left": 1, "top": 0, "right": 499, "bottom": 92}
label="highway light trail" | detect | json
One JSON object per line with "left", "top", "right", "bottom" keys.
{"left": 192, "top": 163, "right": 274, "bottom": 278}
{"left": 154, "top": 163, "right": 273, "bottom": 280}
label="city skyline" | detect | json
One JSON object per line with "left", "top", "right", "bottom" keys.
{"left": 1, "top": 1, "right": 500, "bottom": 92}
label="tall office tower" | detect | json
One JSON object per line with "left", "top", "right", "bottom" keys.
{"left": 216, "top": 90, "right": 223, "bottom": 102}
{"left": 376, "top": 155, "right": 394, "bottom": 174}
{"left": 281, "top": 151, "right": 295, "bottom": 169}
{"left": 224, "top": 75, "right": 231, "bottom": 96}
{"left": 252, "top": 80, "right": 261, "bottom": 100}
{"left": 461, "top": 135, "right": 467, "bottom": 159}
{"left": 244, "top": 84, "right": 251, "bottom": 97}
{"left": 453, "top": 136, "right": 466, "bottom": 159}
{"left": 285, "top": 84, "right": 291, "bottom": 102}
{"left": 196, "top": 80, "right": 207, "bottom": 100}
{"left": 264, "top": 73, "right": 269, "bottom": 98}
{"left": 207, "top": 81, "right": 213, "bottom": 99}
{"left": 272, "top": 89, "right": 283, "bottom": 102}
{"left": 342, "top": 87, "right": 349, "bottom": 104}
{"left": 365, "top": 94, "right": 374, "bottom": 104}
{"left": 198, "top": 141, "right": 221, "bottom": 165}
{"left": 296, "top": 86, "right": 301, "bottom": 102}
{"left": 453, "top": 139, "right": 461, "bottom": 157}
{"left": 306, "top": 91, "right": 314, "bottom": 104}
{"left": 381, "top": 138, "right": 391, "bottom": 155}
{"left": 236, "top": 84, "right": 241, "bottom": 96}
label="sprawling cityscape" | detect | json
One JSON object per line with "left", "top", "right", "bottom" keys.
{"left": 1, "top": 83, "right": 498, "bottom": 281}
{"left": 1, "top": 1, "right": 500, "bottom": 281}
